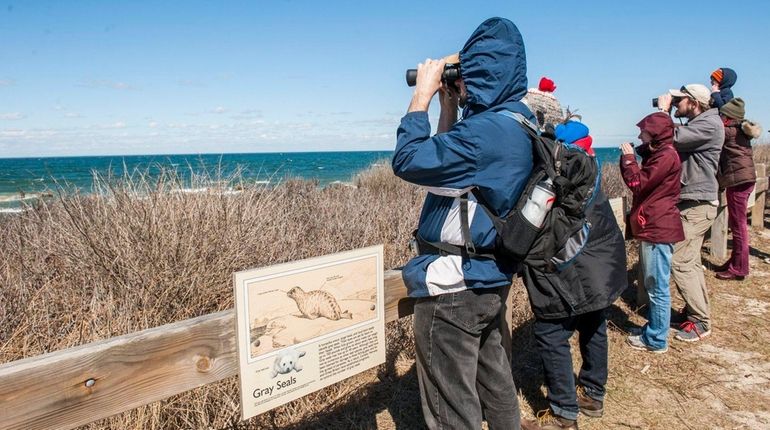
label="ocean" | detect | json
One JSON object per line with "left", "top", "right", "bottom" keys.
{"left": 0, "top": 148, "right": 622, "bottom": 212}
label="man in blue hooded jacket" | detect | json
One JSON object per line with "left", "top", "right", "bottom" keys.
{"left": 392, "top": 17, "right": 534, "bottom": 429}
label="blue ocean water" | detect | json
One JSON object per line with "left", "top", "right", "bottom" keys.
{"left": 0, "top": 148, "right": 622, "bottom": 212}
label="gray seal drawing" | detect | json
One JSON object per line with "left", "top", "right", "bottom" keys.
{"left": 271, "top": 348, "right": 305, "bottom": 378}
{"left": 287, "top": 286, "right": 353, "bottom": 321}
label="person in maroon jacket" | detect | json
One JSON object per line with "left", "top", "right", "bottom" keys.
{"left": 714, "top": 98, "right": 763, "bottom": 280}
{"left": 619, "top": 112, "right": 685, "bottom": 353}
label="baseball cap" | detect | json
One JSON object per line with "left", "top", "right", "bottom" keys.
{"left": 669, "top": 84, "right": 711, "bottom": 106}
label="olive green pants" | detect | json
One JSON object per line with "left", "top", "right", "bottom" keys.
{"left": 671, "top": 202, "right": 717, "bottom": 330}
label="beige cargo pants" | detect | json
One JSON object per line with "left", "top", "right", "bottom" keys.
{"left": 671, "top": 201, "right": 717, "bottom": 330}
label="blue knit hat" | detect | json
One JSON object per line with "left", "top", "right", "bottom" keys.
{"left": 555, "top": 121, "right": 589, "bottom": 144}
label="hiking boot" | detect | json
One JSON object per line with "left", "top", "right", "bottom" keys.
{"left": 674, "top": 320, "right": 711, "bottom": 342}
{"left": 670, "top": 306, "right": 688, "bottom": 326}
{"left": 711, "top": 261, "right": 729, "bottom": 272}
{"left": 576, "top": 385, "right": 604, "bottom": 417}
{"left": 715, "top": 270, "right": 745, "bottom": 281}
{"left": 522, "top": 409, "right": 578, "bottom": 430}
{"left": 626, "top": 334, "right": 668, "bottom": 353}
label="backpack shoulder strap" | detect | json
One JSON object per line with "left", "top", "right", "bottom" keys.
{"left": 496, "top": 110, "right": 558, "bottom": 180}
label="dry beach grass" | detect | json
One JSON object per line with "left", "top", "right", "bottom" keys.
{"left": 1, "top": 149, "right": 770, "bottom": 429}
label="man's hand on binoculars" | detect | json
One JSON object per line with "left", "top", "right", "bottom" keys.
{"left": 657, "top": 93, "right": 672, "bottom": 113}
{"left": 408, "top": 58, "right": 446, "bottom": 113}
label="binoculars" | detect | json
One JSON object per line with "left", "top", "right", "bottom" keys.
{"left": 405, "top": 63, "right": 461, "bottom": 87}
{"left": 652, "top": 96, "right": 682, "bottom": 108}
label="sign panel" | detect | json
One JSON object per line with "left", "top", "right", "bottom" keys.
{"left": 233, "top": 245, "right": 385, "bottom": 420}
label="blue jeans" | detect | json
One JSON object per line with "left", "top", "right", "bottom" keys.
{"left": 639, "top": 241, "right": 674, "bottom": 349}
{"left": 414, "top": 287, "right": 520, "bottom": 430}
{"left": 533, "top": 309, "right": 608, "bottom": 421}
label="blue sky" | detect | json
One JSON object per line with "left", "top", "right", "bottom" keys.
{"left": 1, "top": 0, "right": 769, "bottom": 157}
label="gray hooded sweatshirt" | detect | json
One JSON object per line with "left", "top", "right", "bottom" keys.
{"left": 673, "top": 108, "right": 725, "bottom": 201}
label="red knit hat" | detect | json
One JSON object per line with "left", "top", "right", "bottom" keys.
{"left": 538, "top": 77, "right": 556, "bottom": 92}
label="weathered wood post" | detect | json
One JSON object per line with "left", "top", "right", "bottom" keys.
{"left": 752, "top": 163, "right": 767, "bottom": 229}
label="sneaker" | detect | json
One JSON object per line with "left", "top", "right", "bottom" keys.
{"left": 576, "top": 385, "right": 604, "bottom": 418}
{"left": 675, "top": 320, "right": 711, "bottom": 342}
{"left": 626, "top": 334, "right": 668, "bottom": 353}
{"left": 522, "top": 409, "right": 578, "bottom": 430}
{"left": 670, "top": 306, "right": 688, "bottom": 326}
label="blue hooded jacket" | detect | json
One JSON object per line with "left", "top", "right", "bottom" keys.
{"left": 711, "top": 67, "right": 737, "bottom": 109}
{"left": 392, "top": 17, "right": 535, "bottom": 297}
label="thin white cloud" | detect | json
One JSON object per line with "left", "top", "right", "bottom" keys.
{"left": 0, "top": 79, "right": 14, "bottom": 87}
{"left": 0, "top": 112, "right": 25, "bottom": 120}
{"left": 78, "top": 80, "right": 137, "bottom": 90}
{"left": 148, "top": 121, "right": 158, "bottom": 128}
{"left": 90, "top": 121, "right": 126, "bottom": 129}
{"left": 64, "top": 112, "right": 83, "bottom": 118}
{"left": 178, "top": 79, "right": 206, "bottom": 87}
{"left": 212, "top": 106, "right": 227, "bottom": 114}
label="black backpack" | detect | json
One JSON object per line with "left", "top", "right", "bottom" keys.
{"left": 413, "top": 112, "right": 600, "bottom": 272}
{"left": 485, "top": 111, "right": 600, "bottom": 271}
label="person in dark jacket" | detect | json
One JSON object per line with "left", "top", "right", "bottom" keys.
{"left": 392, "top": 17, "right": 535, "bottom": 430}
{"left": 619, "top": 112, "right": 684, "bottom": 353}
{"left": 710, "top": 67, "right": 737, "bottom": 109}
{"left": 520, "top": 119, "right": 626, "bottom": 430}
{"left": 715, "top": 98, "right": 763, "bottom": 280}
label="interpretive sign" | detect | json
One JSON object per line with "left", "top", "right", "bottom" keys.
{"left": 233, "top": 245, "right": 385, "bottom": 420}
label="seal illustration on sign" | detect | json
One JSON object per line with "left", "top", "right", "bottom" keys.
{"left": 287, "top": 286, "right": 353, "bottom": 321}
{"left": 271, "top": 348, "right": 306, "bottom": 378}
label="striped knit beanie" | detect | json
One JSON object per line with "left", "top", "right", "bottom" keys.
{"left": 711, "top": 68, "right": 723, "bottom": 84}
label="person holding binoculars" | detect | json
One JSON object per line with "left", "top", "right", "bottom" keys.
{"left": 655, "top": 84, "right": 724, "bottom": 342}
{"left": 392, "top": 17, "right": 536, "bottom": 430}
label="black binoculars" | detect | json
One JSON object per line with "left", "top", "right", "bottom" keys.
{"left": 405, "top": 63, "right": 461, "bottom": 87}
{"left": 652, "top": 96, "right": 682, "bottom": 108}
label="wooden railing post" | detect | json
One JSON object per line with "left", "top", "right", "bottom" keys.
{"left": 752, "top": 164, "right": 767, "bottom": 229}
{"left": 710, "top": 191, "right": 728, "bottom": 260}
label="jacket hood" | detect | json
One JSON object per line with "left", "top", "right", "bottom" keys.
{"left": 720, "top": 67, "right": 737, "bottom": 89}
{"left": 459, "top": 17, "right": 528, "bottom": 115}
{"left": 742, "top": 120, "right": 763, "bottom": 139}
{"left": 636, "top": 112, "right": 674, "bottom": 147}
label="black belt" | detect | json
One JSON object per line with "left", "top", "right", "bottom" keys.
{"left": 415, "top": 234, "right": 497, "bottom": 260}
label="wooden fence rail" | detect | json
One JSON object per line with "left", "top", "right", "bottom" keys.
{"left": 0, "top": 271, "right": 415, "bottom": 430}
{"left": 1, "top": 163, "right": 767, "bottom": 430}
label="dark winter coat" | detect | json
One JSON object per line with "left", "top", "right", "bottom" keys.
{"left": 521, "top": 190, "right": 627, "bottom": 320}
{"left": 711, "top": 67, "right": 737, "bottom": 109}
{"left": 620, "top": 113, "right": 685, "bottom": 244}
{"left": 719, "top": 119, "right": 761, "bottom": 188}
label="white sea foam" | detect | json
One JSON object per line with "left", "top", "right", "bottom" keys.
{"left": 171, "top": 188, "right": 209, "bottom": 194}
{"left": 0, "top": 208, "right": 25, "bottom": 214}
{"left": 0, "top": 193, "right": 42, "bottom": 203}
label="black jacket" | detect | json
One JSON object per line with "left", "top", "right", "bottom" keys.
{"left": 522, "top": 190, "right": 627, "bottom": 320}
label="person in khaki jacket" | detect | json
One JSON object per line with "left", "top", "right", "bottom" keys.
{"left": 656, "top": 83, "right": 724, "bottom": 342}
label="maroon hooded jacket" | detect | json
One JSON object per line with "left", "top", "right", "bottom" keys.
{"left": 620, "top": 112, "right": 685, "bottom": 244}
